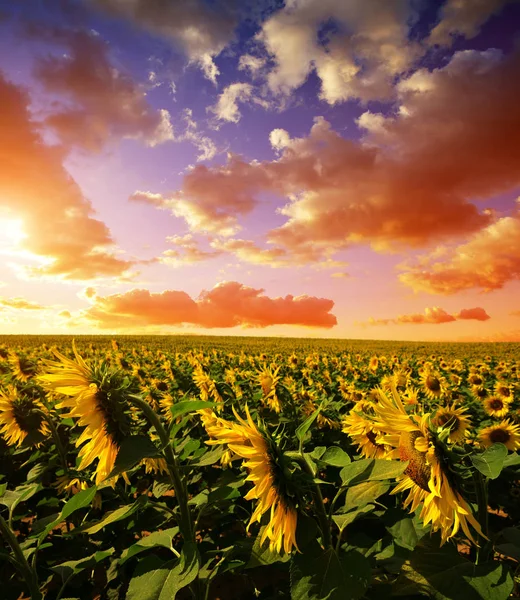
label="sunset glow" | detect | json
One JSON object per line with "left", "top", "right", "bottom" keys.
{"left": 1, "top": 0, "right": 519, "bottom": 340}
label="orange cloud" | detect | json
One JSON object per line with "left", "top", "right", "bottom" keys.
{"left": 33, "top": 30, "right": 173, "bottom": 151}
{"left": 0, "top": 72, "right": 134, "bottom": 280}
{"left": 0, "top": 297, "right": 44, "bottom": 310}
{"left": 82, "top": 281, "right": 337, "bottom": 329}
{"left": 456, "top": 307, "right": 491, "bottom": 321}
{"left": 363, "top": 306, "right": 490, "bottom": 326}
{"left": 399, "top": 207, "right": 520, "bottom": 294}
{"left": 161, "top": 234, "right": 222, "bottom": 265}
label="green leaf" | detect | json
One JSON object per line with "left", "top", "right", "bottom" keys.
{"left": 503, "top": 451, "right": 520, "bottom": 468}
{"left": 320, "top": 447, "right": 351, "bottom": 467}
{"left": 296, "top": 409, "right": 320, "bottom": 444}
{"left": 495, "top": 527, "right": 520, "bottom": 562}
{"left": 109, "top": 435, "right": 160, "bottom": 478}
{"left": 120, "top": 527, "right": 179, "bottom": 565}
{"left": 344, "top": 481, "right": 390, "bottom": 512}
{"left": 246, "top": 529, "right": 291, "bottom": 569}
{"left": 190, "top": 445, "right": 223, "bottom": 467}
{"left": 395, "top": 538, "right": 513, "bottom": 599}
{"left": 207, "top": 485, "right": 240, "bottom": 504}
{"left": 471, "top": 443, "right": 508, "bottom": 479}
{"left": 51, "top": 548, "right": 115, "bottom": 579}
{"left": 340, "top": 459, "right": 374, "bottom": 486}
{"left": 170, "top": 401, "right": 218, "bottom": 422}
{"left": 82, "top": 496, "right": 147, "bottom": 534}
{"left": 126, "top": 542, "right": 199, "bottom": 600}
{"left": 332, "top": 506, "right": 374, "bottom": 532}
{"left": 36, "top": 486, "right": 97, "bottom": 541}
{"left": 0, "top": 482, "right": 41, "bottom": 524}
{"left": 291, "top": 544, "right": 371, "bottom": 600}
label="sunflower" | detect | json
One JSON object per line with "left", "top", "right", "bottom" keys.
{"left": 0, "top": 385, "right": 49, "bottom": 447}
{"left": 342, "top": 400, "right": 389, "bottom": 459}
{"left": 372, "top": 385, "right": 483, "bottom": 545}
{"left": 8, "top": 353, "right": 37, "bottom": 382}
{"left": 494, "top": 381, "right": 514, "bottom": 401}
{"left": 432, "top": 404, "right": 471, "bottom": 444}
{"left": 38, "top": 344, "right": 133, "bottom": 486}
{"left": 54, "top": 475, "right": 88, "bottom": 495}
{"left": 257, "top": 365, "right": 282, "bottom": 413}
{"left": 369, "top": 355, "right": 379, "bottom": 372}
{"left": 483, "top": 395, "right": 510, "bottom": 418}
{"left": 202, "top": 406, "right": 298, "bottom": 554}
{"left": 479, "top": 420, "right": 520, "bottom": 451}
{"left": 142, "top": 457, "right": 168, "bottom": 475}
{"left": 420, "top": 369, "right": 448, "bottom": 400}
{"left": 192, "top": 364, "right": 223, "bottom": 407}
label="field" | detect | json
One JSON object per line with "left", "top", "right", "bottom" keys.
{"left": 1, "top": 335, "right": 519, "bottom": 600}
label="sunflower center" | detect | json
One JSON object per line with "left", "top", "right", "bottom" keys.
{"left": 426, "top": 376, "right": 440, "bottom": 392}
{"left": 489, "top": 398, "right": 504, "bottom": 410}
{"left": 498, "top": 386, "right": 510, "bottom": 397}
{"left": 489, "top": 428, "right": 510, "bottom": 444}
{"left": 477, "top": 388, "right": 487, "bottom": 398}
{"left": 399, "top": 431, "right": 431, "bottom": 492}
{"left": 95, "top": 388, "right": 131, "bottom": 446}
{"left": 13, "top": 398, "right": 44, "bottom": 434}
{"left": 437, "top": 413, "right": 460, "bottom": 432}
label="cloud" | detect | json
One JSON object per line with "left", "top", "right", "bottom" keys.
{"left": 33, "top": 30, "right": 174, "bottom": 151}
{"left": 160, "top": 234, "right": 222, "bottom": 265}
{"left": 238, "top": 54, "right": 266, "bottom": 77}
{"left": 0, "top": 297, "right": 45, "bottom": 310}
{"left": 130, "top": 154, "right": 270, "bottom": 236}
{"left": 257, "top": 0, "right": 418, "bottom": 104}
{"left": 0, "top": 72, "right": 135, "bottom": 280}
{"left": 177, "top": 109, "right": 217, "bottom": 161}
{"left": 428, "top": 0, "right": 515, "bottom": 46}
{"left": 81, "top": 281, "right": 337, "bottom": 329}
{"left": 399, "top": 207, "right": 520, "bottom": 294}
{"left": 208, "top": 83, "right": 254, "bottom": 123}
{"left": 363, "top": 306, "right": 490, "bottom": 326}
{"left": 169, "top": 47, "right": 520, "bottom": 263}
{"left": 456, "top": 307, "right": 491, "bottom": 321}
{"left": 89, "top": 0, "right": 238, "bottom": 82}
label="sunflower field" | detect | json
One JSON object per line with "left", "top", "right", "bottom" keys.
{"left": 1, "top": 335, "right": 520, "bottom": 600}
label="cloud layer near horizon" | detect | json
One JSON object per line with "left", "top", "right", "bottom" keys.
{"left": 79, "top": 281, "right": 337, "bottom": 329}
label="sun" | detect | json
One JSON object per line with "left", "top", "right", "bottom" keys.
{"left": 0, "top": 217, "right": 27, "bottom": 250}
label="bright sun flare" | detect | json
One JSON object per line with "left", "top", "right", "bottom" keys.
{"left": 0, "top": 217, "right": 27, "bottom": 249}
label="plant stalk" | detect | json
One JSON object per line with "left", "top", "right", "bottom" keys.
{"left": 0, "top": 514, "right": 42, "bottom": 600}
{"left": 472, "top": 470, "right": 490, "bottom": 564}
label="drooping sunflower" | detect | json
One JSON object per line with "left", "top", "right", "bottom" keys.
{"left": 8, "top": 353, "right": 38, "bottom": 382}
{"left": 257, "top": 365, "right": 282, "bottom": 413}
{"left": 202, "top": 406, "right": 298, "bottom": 555}
{"left": 431, "top": 404, "right": 471, "bottom": 444}
{"left": 192, "top": 364, "right": 223, "bottom": 408}
{"left": 419, "top": 369, "right": 448, "bottom": 401}
{"left": 38, "top": 344, "right": 133, "bottom": 486}
{"left": 479, "top": 420, "right": 520, "bottom": 451}
{"left": 342, "top": 400, "right": 389, "bottom": 459}
{"left": 483, "top": 395, "right": 511, "bottom": 418}
{"left": 372, "top": 385, "right": 483, "bottom": 545}
{"left": 0, "top": 385, "right": 49, "bottom": 447}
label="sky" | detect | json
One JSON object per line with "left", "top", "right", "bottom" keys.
{"left": 0, "top": 0, "right": 520, "bottom": 341}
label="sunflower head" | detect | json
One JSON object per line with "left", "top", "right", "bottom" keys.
{"left": 420, "top": 369, "right": 447, "bottom": 400}
{"left": 479, "top": 420, "right": 520, "bottom": 451}
{"left": 8, "top": 353, "right": 38, "bottom": 382}
{"left": 483, "top": 395, "right": 510, "bottom": 418}
{"left": 432, "top": 404, "right": 471, "bottom": 444}
{"left": 0, "top": 385, "right": 49, "bottom": 447}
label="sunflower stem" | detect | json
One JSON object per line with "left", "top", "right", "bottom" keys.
{"left": 294, "top": 452, "right": 332, "bottom": 549}
{"left": 128, "top": 394, "right": 194, "bottom": 542}
{"left": 472, "top": 470, "right": 490, "bottom": 564}
{"left": 0, "top": 514, "right": 42, "bottom": 600}
{"left": 38, "top": 410, "right": 68, "bottom": 472}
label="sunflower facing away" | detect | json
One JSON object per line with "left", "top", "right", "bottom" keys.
{"left": 431, "top": 404, "right": 471, "bottom": 444}
{"left": 372, "top": 385, "right": 483, "bottom": 545}
{"left": 479, "top": 420, "right": 520, "bottom": 451}
{"left": 257, "top": 365, "right": 282, "bottom": 413}
{"left": 342, "top": 400, "right": 389, "bottom": 459}
{"left": 8, "top": 353, "right": 38, "bottom": 382}
{"left": 38, "top": 344, "right": 132, "bottom": 486}
{"left": 201, "top": 405, "right": 298, "bottom": 554}
{"left": 0, "top": 385, "right": 49, "bottom": 447}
